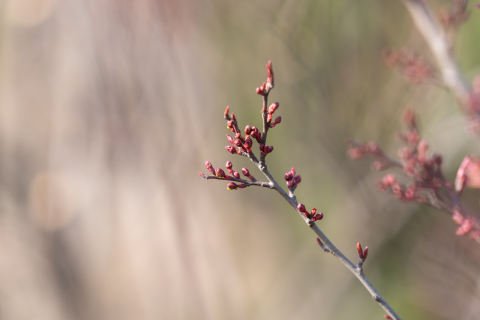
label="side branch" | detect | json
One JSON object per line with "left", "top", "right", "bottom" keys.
{"left": 199, "top": 174, "right": 274, "bottom": 189}
{"left": 401, "top": 0, "right": 471, "bottom": 108}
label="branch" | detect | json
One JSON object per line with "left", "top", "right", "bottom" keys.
{"left": 200, "top": 61, "right": 403, "bottom": 320}
{"left": 401, "top": 0, "right": 472, "bottom": 110}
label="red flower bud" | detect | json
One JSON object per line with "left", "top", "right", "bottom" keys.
{"left": 312, "top": 212, "right": 324, "bottom": 221}
{"left": 357, "top": 243, "right": 364, "bottom": 259}
{"left": 266, "top": 60, "right": 274, "bottom": 87}
{"left": 234, "top": 139, "right": 243, "bottom": 147}
{"left": 227, "top": 182, "right": 238, "bottom": 190}
{"left": 284, "top": 172, "right": 293, "bottom": 181}
{"left": 245, "top": 125, "right": 252, "bottom": 135}
{"left": 233, "top": 171, "right": 240, "bottom": 179}
{"left": 297, "top": 203, "right": 307, "bottom": 213}
{"left": 456, "top": 218, "right": 474, "bottom": 236}
{"left": 241, "top": 168, "right": 250, "bottom": 176}
{"left": 287, "top": 180, "right": 294, "bottom": 188}
{"left": 224, "top": 106, "right": 230, "bottom": 117}
{"left": 244, "top": 137, "right": 252, "bottom": 148}
{"left": 215, "top": 168, "right": 226, "bottom": 178}
{"left": 384, "top": 316, "right": 393, "bottom": 320}
{"left": 227, "top": 120, "right": 234, "bottom": 128}
{"left": 226, "top": 161, "right": 233, "bottom": 170}
{"left": 382, "top": 174, "right": 396, "bottom": 187}
{"left": 227, "top": 134, "right": 235, "bottom": 144}
{"left": 275, "top": 116, "right": 281, "bottom": 124}
{"left": 294, "top": 175, "right": 301, "bottom": 184}
{"left": 267, "top": 114, "right": 273, "bottom": 123}
{"left": 225, "top": 146, "right": 236, "bottom": 154}
{"left": 231, "top": 113, "right": 236, "bottom": 121}
{"left": 259, "top": 144, "right": 265, "bottom": 152}
{"left": 268, "top": 102, "right": 279, "bottom": 114}
{"left": 291, "top": 167, "right": 296, "bottom": 175}
{"left": 267, "top": 146, "right": 274, "bottom": 153}
{"left": 205, "top": 161, "right": 215, "bottom": 174}
{"left": 363, "top": 246, "right": 368, "bottom": 259}
{"left": 316, "top": 237, "right": 323, "bottom": 246}
{"left": 455, "top": 155, "right": 470, "bottom": 193}
{"left": 256, "top": 87, "right": 264, "bottom": 95}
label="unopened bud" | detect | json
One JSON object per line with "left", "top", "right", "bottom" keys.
{"left": 455, "top": 155, "right": 471, "bottom": 193}
{"left": 225, "top": 146, "right": 236, "bottom": 154}
{"left": 284, "top": 172, "right": 293, "bottom": 181}
{"left": 384, "top": 315, "right": 393, "bottom": 320}
{"left": 259, "top": 144, "right": 265, "bottom": 152}
{"left": 267, "top": 114, "right": 273, "bottom": 123}
{"left": 256, "top": 87, "right": 264, "bottom": 95}
{"left": 244, "top": 137, "right": 252, "bottom": 148}
{"left": 268, "top": 102, "right": 279, "bottom": 114}
{"left": 382, "top": 174, "right": 396, "bottom": 187}
{"left": 287, "top": 180, "right": 294, "bottom": 188}
{"left": 234, "top": 139, "right": 242, "bottom": 147}
{"left": 312, "top": 212, "right": 324, "bottom": 221}
{"left": 363, "top": 246, "right": 368, "bottom": 259}
{"left": 215, "top": 168, "right": 226, "bottom": 178}
{"left": 241, "top": 168, "right": 250, "bottom": 176}
{"left": 205, "top": 161, "right": 215, "bottom": 174}
{"left": 245, "top": 125, "right": 252, "bottom": 135}
{"left": 297, "top": 203, "right": 307, "bottom": 213}
{"left": 294, "top": 175, "right": 301, "bottom": 184}
{"left": 275, "top": 116, "right": 281, "bottom": 124}
{"left": 226, "top": 161, "right": 233, "bottom": 170}
{"left": 266, "top": 60, "right": 274, "bottom": 87}
{"left": 357, "top": 243, "right": 364, "bottom": 259}
{"left": 227, "top": 134, "right": 235, "bottom": 144}
{"left": 233, "top": 171, "right": 240, "bottom": 179}
{"left": 291, "top": 167, "right": 296, "bottom": 175}
{"left": 457, "top": 218, "right": 474, "bottom": 236}
{"left": 224, "top": 106, "right": 230, "bottom": 117}
{"left": 227, "top": 182, "right": 238, "bottom": 190}
{"left": 316, "top": 237, "right": 323, "bottom": 246}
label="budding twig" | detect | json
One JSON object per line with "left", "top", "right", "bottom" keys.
{"left": 199, "top": 61, "right": 402, "bottom": 320}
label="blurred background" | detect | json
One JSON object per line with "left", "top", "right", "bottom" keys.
{"left": 1, "top": 0, "right": 480, "bottom": 319}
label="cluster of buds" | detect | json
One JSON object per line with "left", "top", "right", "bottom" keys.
{"left": 347, "top": 141, "right": 390, "bottom": 171}
{"left": 349, "top": 108, "right": 480, "bottom": 241}
{"left": 452, "top": 207, "right": 480, "bottom": 239}
{"left": 382, "top": 48, "right": 435, "bottom": 84}
{"left": 259, "top": 144, "right": 274, "bottom": 156}
{"left": 284, "top": 167, "right": 302, "bottom": 189}
{"left": 245, "top": 125, "right": 262, "bottom": 143}
{"left": 376, "top": 174, "right": 424, "bottom": 203}
{"left": 199, "top": 161, "right": 249, "bottom": 190}
{"left": 224, "top": 107, "right": 256, "bottom": 155}
{"left": 396, "top": 110, "right": 445, "bottom": 190}
{"left": 297, "top": 203, "right": 323, "bottom": 221}
{"left": 266, "top": 102, "right": 282, "bottom": 128}
{"left": 256, "top": 60, "right": 274, "bottom": 95}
